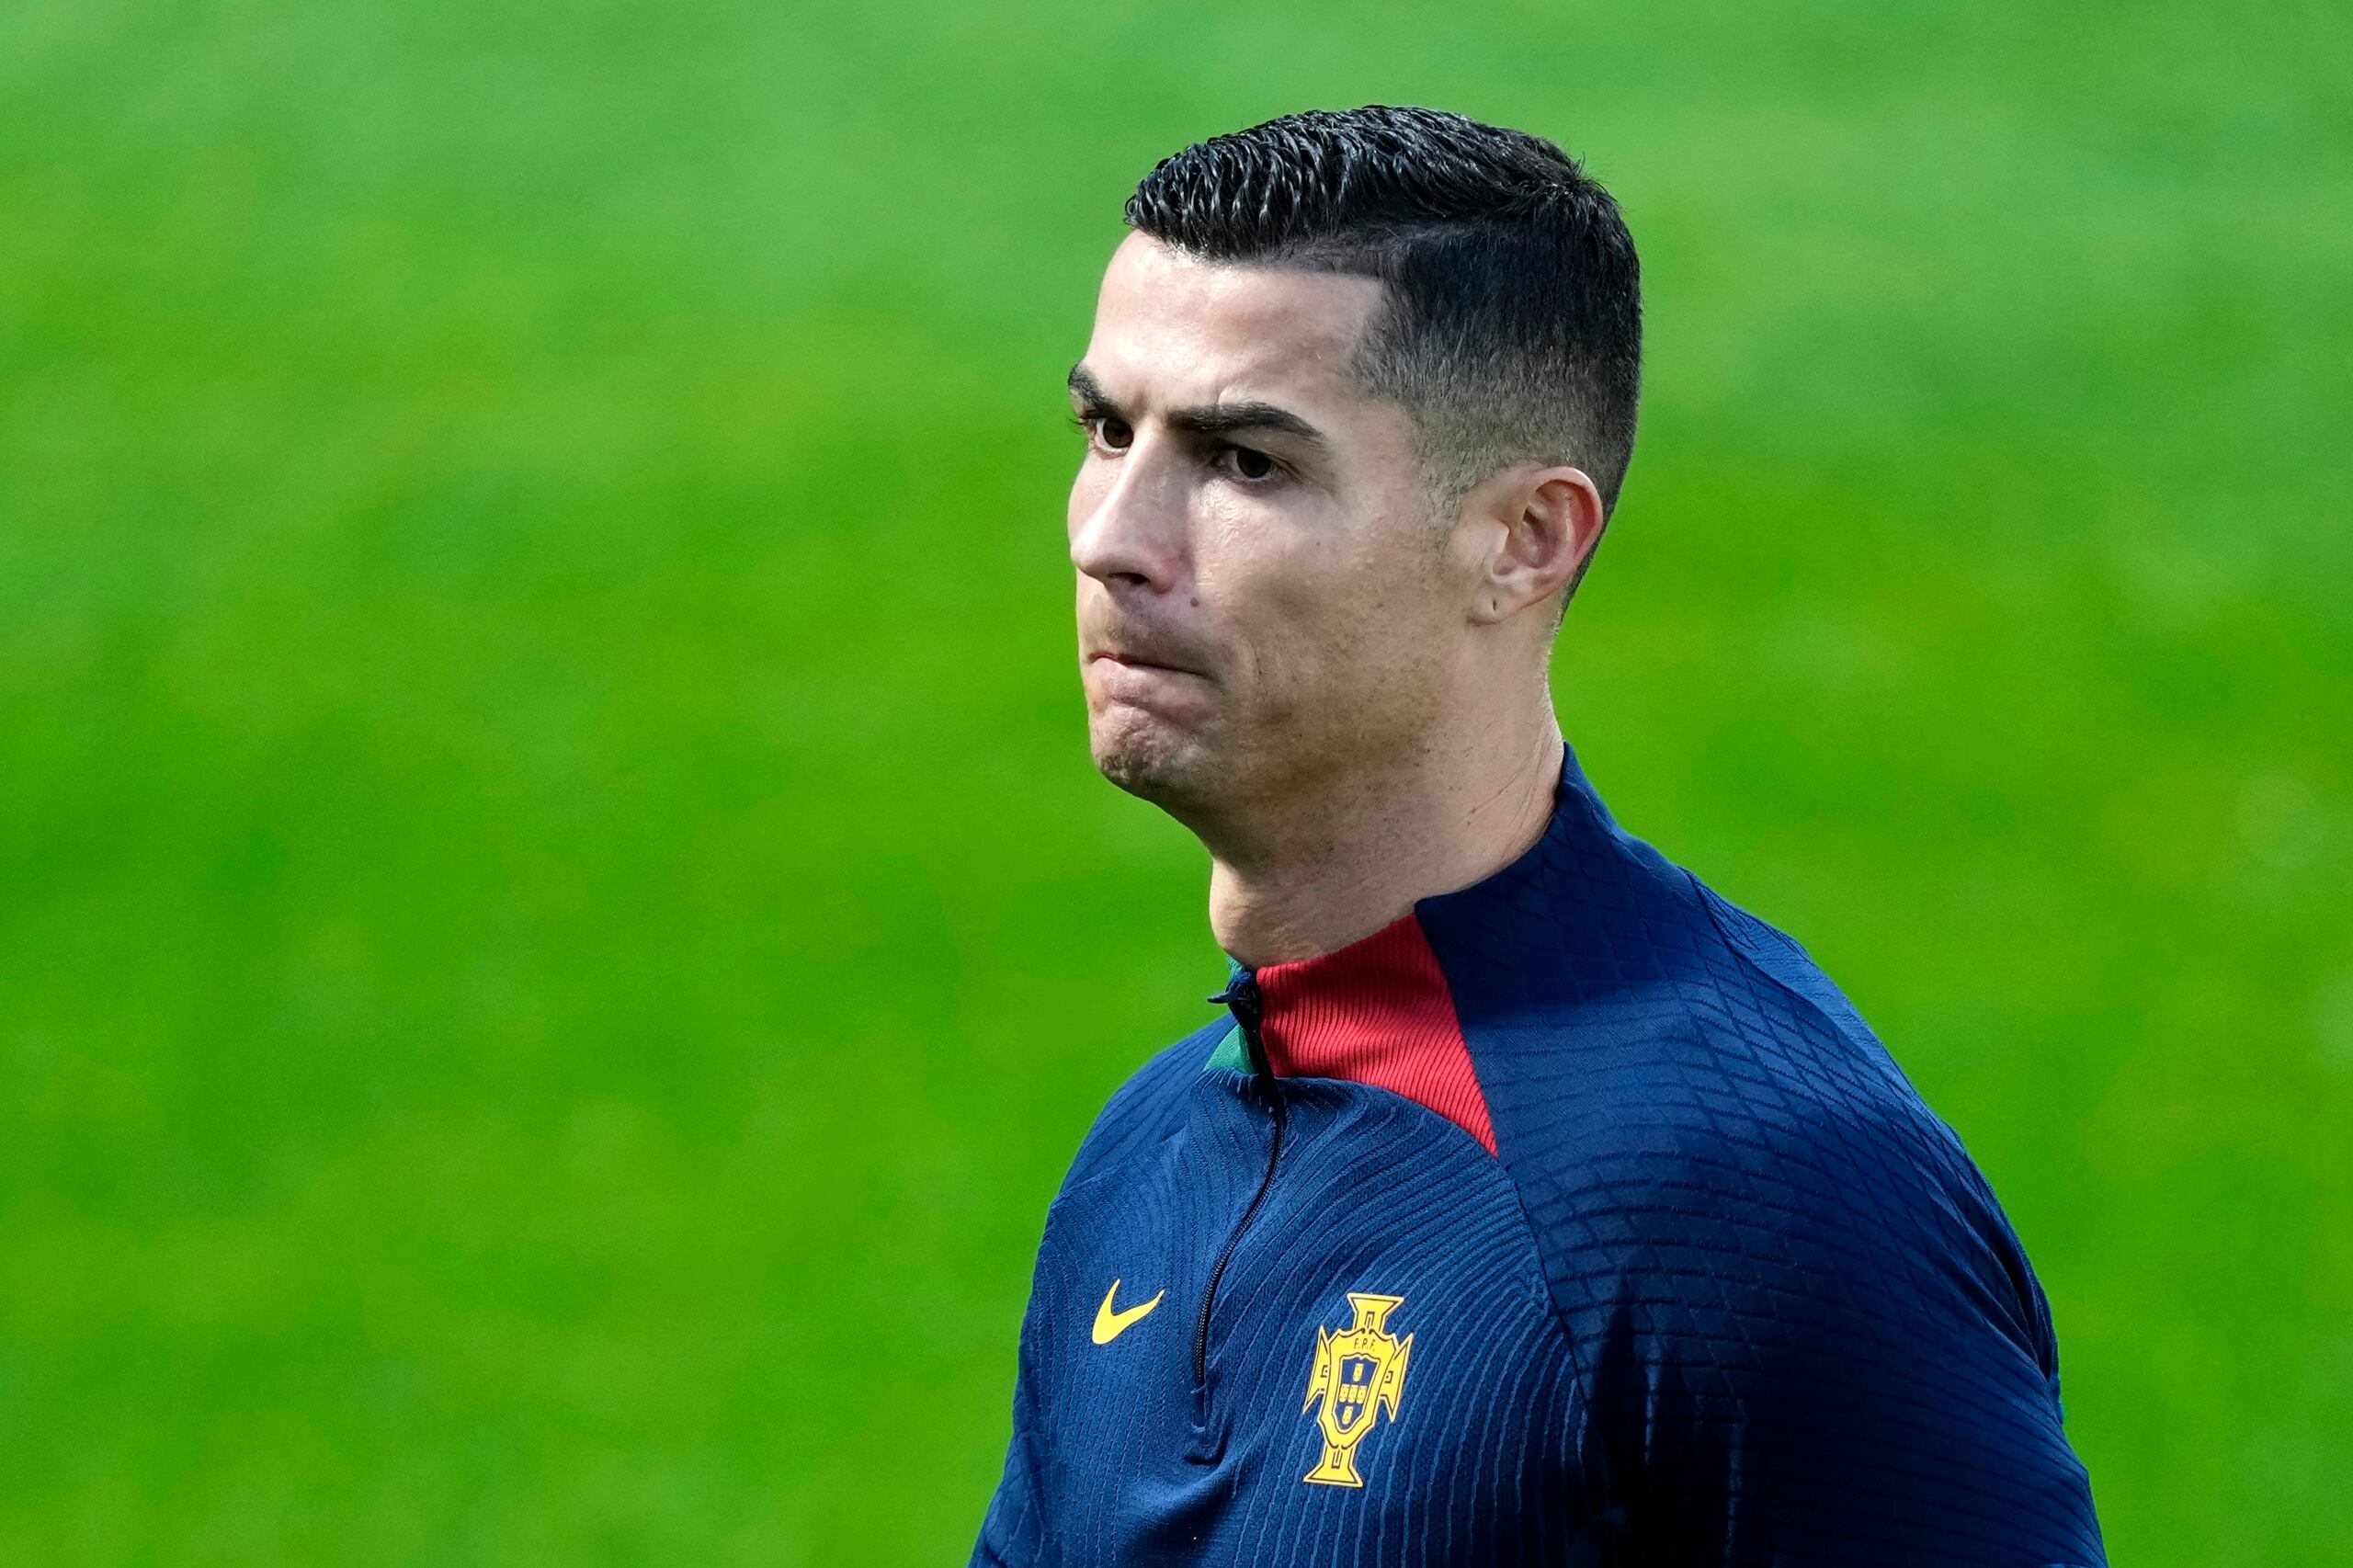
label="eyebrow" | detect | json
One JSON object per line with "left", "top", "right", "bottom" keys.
{"left": 1067, "top": 363, "right": 1329, "bottom": 450}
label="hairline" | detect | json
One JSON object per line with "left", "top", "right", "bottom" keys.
{"left": 1138, "top": 238, "right": 1590, "bottom": 629}
{"left": 1131, "top": 237, "right": 1558, "bottom": 517}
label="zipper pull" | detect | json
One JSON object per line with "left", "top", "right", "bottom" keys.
{"left": 1207, "top": 971, "right": 1267, "bottom": 1074}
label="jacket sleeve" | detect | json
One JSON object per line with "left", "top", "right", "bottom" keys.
{"left": 1557, "top": 1112, "right": 2107, "bottom": 1565}
{"left": 969, "top": 1406, "right": 1043, "bottom": 1567}
{"left": 967, "top": 1027, "right": 1213, "bottom": 1565}
{"left": 970, "top": 1271, "right": 1049, "bottom": 1568}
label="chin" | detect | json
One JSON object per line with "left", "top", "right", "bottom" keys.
{"left": 1089, "top": 710, "right": 1220, "bottom": 807}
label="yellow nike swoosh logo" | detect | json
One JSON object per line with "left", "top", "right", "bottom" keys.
{"left": 1091, "top": 1279, "right": 1165, "bottom": 1345}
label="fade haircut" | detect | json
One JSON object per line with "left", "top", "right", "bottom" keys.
{"left": 1126, "top": 106, "right": 1643, "bottom": 543}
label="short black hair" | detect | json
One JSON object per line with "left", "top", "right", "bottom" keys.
{"left": 1126, "top": 106, "right": 1643, "bottom": 531}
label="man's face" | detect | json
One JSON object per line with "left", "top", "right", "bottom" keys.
{"left": 1069, "top": 233, "right": 1474, "bottom": 819}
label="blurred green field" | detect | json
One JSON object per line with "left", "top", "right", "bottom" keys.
{"left": 3, "top": 0, "right": 2348, "bottom": 1562}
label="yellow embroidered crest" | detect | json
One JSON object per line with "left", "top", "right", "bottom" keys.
{"left": 1300, "top": 1292, "right": 1414, "bottom": 1486}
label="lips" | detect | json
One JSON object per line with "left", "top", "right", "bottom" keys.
{"left": 1087, "top": 646, "right": 1202, "bottom": 678}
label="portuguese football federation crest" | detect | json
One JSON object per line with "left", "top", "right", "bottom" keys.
{"left": 1301, "top": 1292, "right": 1414, "bottom": 1487}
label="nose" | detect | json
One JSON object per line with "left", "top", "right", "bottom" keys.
{"left": 1070, "top": 437, "right": 1184, "bottom": 595}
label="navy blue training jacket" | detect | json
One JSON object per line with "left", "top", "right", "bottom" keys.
{"left": 973, "top": 743, "right": 2103, "bottom": 1565}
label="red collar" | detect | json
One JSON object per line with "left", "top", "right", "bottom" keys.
{"left": 1245, "top": 912, "right": 1496, "bottom": 1155}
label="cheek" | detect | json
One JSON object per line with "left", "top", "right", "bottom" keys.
{"left": 1288, "top": 550, "right": 1455, "bottom": 710}
{"left": 1190, "top": 503, "right": 1315, "bottom": 665}
{"left": 1190, "top": 492, "right": 1449, "bottom": 706}
{"left": 1193, "top": 521, "right": 1366, "bottom": 699}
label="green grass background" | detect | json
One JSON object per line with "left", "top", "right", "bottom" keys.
{"left": 4, "top": 0, "right": 2348, "bottom": 1561}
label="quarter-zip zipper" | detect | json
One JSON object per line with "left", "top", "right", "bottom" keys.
{"left": 1197, "top": 971, "right": 1286, "bottom": 1387}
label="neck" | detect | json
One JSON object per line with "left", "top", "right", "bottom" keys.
{"left": 1203, "top": 695, "right": 1565, "bottom": 967}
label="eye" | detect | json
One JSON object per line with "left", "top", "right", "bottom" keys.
{"left": 1079, "top": 414, "right": 1133, "bottom": 454}
{"left": 1218, "top": 444, "right": 1278, "bottom": 483}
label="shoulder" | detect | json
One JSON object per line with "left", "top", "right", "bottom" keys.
{"left": 1055, "top": 1015, "right": 1229, "bottom": 1195}
{"left": 1422, "top": 779, "right": 2096, "bottom": 1551}
{"left": 1512, "top": 885, "right": 2093, "bottom": 1558}
{"left": 1484, "top": 871, "right": 2054, "bottom": 1371}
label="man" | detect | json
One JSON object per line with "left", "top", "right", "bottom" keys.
{"left": 972, "top": 106, "right": 2103, "bottom": 1566}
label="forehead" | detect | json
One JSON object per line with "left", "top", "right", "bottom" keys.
{"left": 1081, "top": 233, "right": 1389, "bottom": 414}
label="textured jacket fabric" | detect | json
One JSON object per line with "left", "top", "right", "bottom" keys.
{"left": 972, "top": 744, "right": 2104, "bottom": 1566}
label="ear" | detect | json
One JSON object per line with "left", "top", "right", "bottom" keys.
{"left": 1464, "top": 465, "right": 1608, "bottom": 626}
